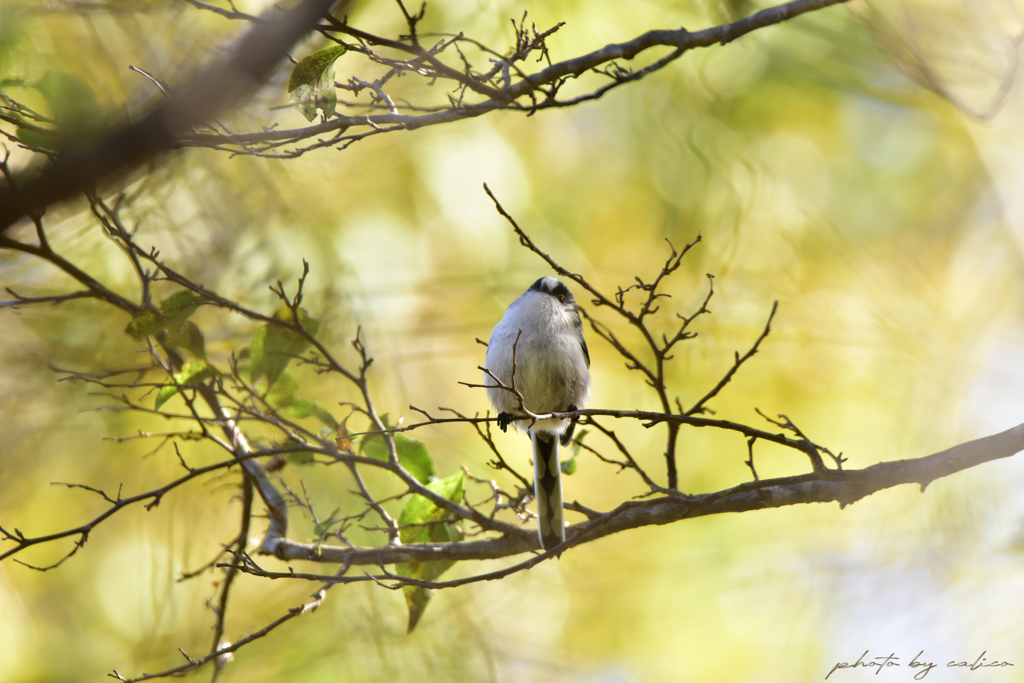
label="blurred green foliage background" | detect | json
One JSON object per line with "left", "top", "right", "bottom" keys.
{"left": 2, "top": 0, "right": 1024, "bottom": 681}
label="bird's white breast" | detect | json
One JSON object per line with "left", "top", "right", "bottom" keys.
{"left": 483, "top": 290, "right": 590, "bottom": 435}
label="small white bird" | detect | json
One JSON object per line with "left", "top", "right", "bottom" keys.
{"left": 484, "top": 276, "right": 591, "bottom": 550}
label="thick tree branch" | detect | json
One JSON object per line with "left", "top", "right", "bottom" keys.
{"left": 265, "top": 423, "right": 1024, "bottom": 566}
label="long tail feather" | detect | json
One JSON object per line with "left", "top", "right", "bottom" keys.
{"left": 532, "top": 432, "right": 564, "bottom": 550}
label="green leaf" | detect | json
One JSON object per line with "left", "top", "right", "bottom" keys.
{"left": 396, "top": 471, "right": 465, "bottom": 632}
{"left": 280, "top": 399, "right": 339, "bottom": 429}
{"left": 394, "top": 435, "right": 436, "bottom": 484}
{"left": 287, "top": 451, "right": 317, "bottom": 466}
{"left": 124, "top": 305, "right": 166, "bottom": 339}
{"left": 264, "top": 371, "right": 298, "bottom": 405}
{"left": 31, "top": 70, "right": 106, "bottom": 149}
{"left": 287, "top": 45, "right": 347, "bottom": 122}
{"left": 165, "top": 320, "right": 207, "bottom": 359}
{"left": 0, "top": 13, "right": 25, "bottom": 78}
{"left": 160, "top": 290, "right": 206, "bottom": 328}
{"left": 358, "top": 413, "right": 390, "bottom": 459}
{"left": 312, "top": 510, "right": 341, "bottom": 541}
{"left": 398, "top": 471, "right": 464, "bottom": 536}
{"left": 154, "top": 385, "right": 177, "bottom": 412}
{"left": 267, "top": 436, "right": 317, "bottom": 466}
{"left": 155, "top": 360, "right": 210, "bottom": 410}
{"left": 361, "top": 432, "right": 436, "bottom": 484}
{"left": 250, "top": 307, "right": 320, "bottom": 387}
{"left": 124, "top": 291, "right": 207, "bottom": 342}
{"left": 561, "top": 428, "right": 588, "bottom": 474}
{"left": 569, "top": 429, "right": 589, "bottom": 459}
{"left": 360, "top": 433, "right": 389, "bottom": 461}
{"left": 124, "top": 306, "right": 165, "bottom": 340}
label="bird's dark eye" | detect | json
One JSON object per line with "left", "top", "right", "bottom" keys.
{"left": 558, "top": 294, "right": 565, "bottom": 302}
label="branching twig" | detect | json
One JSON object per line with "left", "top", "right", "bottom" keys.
{"left": 686, "top": 300, "right": 778, "bottom": 416}
{"left": 108, "top": 588, "right": 328, "bottom": 682}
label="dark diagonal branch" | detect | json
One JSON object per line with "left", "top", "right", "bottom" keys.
{"left": 0, "top": 0, "right": 346, "bottom": 231}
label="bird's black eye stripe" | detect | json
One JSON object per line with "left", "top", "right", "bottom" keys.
{"left": 528, "top": 277, "right": 574, "bottom": 304}
{"left": 550, "top": 282, "right": 571, "bottom": 299}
